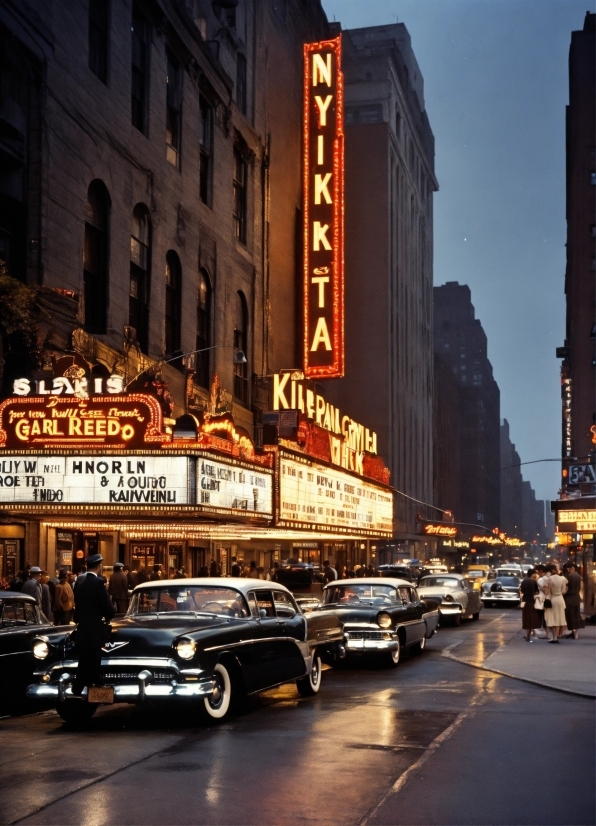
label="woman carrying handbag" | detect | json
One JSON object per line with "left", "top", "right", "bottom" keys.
{"left": 544, "top": 564, "right": 568, "bottom": 643}
{"left": 520, "top": 569, "right": 541, "bottom": 641}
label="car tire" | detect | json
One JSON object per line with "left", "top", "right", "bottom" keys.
{"left": 296, "top": 652, "right": 322, "bottom": 697}
{"left": 412, "top": 634, "right": 427, "bottom": 655}
{"left": 472, "top": 611, "right": 480, "bottom": 620}
{"left": 56, "top": 700, "right": 98, "bottom": 723}
{"left": 204, "top": 662, "right": 234, "bottom": 721}
{"left": 386, "top": 638, "right": 401, "bottom": 667}
{"left": 451, "top": 615, "right": 461, "bottom": 627}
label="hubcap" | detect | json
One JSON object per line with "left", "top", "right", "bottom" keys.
{"left": 392, "top": 645, "right": 400, "bottom": 662}
{"left": 209, "top": 674, "right": 224, "bottom": 709}
{"left": 312, "top": 659, "right": 320, "bottom": 685}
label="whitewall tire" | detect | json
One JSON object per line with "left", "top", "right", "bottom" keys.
{"left": 204, "top": 662, "right": 233, "bottom": 720}
{"left": 297, "top": 653, "right": 322, "bottom": 697}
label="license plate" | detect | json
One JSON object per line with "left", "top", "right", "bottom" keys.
{"left": 88, "top": 686, "right": 114, "bottom": 704}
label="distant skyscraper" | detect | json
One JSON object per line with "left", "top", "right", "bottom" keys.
{"left": 433, "top": 282, "right": 500, "bottom": 530}
{"left": 500, "top": 419, "right": 523, "bottom": 537}
{"left": 325, "top": 23, "right": 438, "bottom": 558}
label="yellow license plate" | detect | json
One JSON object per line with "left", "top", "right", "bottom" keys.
{"left": 88, "top": 686, "right": 114, "bottom": 704}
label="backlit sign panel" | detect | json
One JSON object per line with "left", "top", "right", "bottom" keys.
{"left": 197, "top": 455, "right": 273, "bottom": 518}
{"left": 0, "top": 455, "right": 188, "bottom": 504}
{"left": 557, "top": 509, "right": 596, "bottom": 532}
{"left": 422, "top": 524, "right": 459, "bottom": 538}
{"left": 303, "top": 35, "right": 344, "bottom": 379}
{"left": 277, "top": 451, "right": 393, "bottom": 536}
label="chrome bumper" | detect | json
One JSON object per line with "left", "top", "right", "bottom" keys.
{"left": 481, "top": 593, "right": 519, "bottom": 602}
{"left": 344, "top": 630, "right": 398, "bottom": 653}
{"left": 439, "top": 604, "right": 464, "bottom": 615}
{"left": 27, "top": 680, "right": 213, "bottom": 701}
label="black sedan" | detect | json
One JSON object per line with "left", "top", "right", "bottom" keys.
{"left": 27, "top": 579, "right": 344, "bottom": 723}
{"left": 313, "top": 578, "right": 439, "bottom": 666}
{"left": 0, "top": 590, "right": 70, "bottom": 714}
{"left": 481, "top": 576, "right": 521, "bottom": 608}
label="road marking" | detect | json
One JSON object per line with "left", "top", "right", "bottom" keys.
{"left": 358, "top": 710, "right": 468, "bottom": 825}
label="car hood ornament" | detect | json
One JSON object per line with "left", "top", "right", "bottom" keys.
{"left": 102, "top": 640, "right": 129, "bottom": 653}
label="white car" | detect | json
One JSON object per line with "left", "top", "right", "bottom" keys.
{"left": 417, "top": 574, "right": 482, "bottom": 626}
{"left": 481, "top": 576, "right": 521, "bottom": 608}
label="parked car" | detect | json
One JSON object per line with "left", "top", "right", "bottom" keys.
{"left": 294, "top": 595, "right": 322, "bottom": 612}
{"left": 27, "top": 579, "right": 344, "bottom": 723}
{"left": 377, "top": 565, "right": 414, "bottom": 582}
{"left": 0, "top": 591, "right": 71, "bottom": 714}
{"left": 417, "top": 564, "right": 449, "bottom": 583}
{"left": 417, "top": 574, "right": 482, "bottom": 626}
{"left": 275, "top": 561, "right": 315, "bottom": 589}
{"left": 466, "top": 565, "right": 493, "bottom": 591}
{"left": 313, "top": 578, "right": 439, "bottom": 666}
{"left": 481, "top": 576, "right": 521, "bottom": 608}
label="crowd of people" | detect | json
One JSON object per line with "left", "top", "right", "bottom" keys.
{"left": 520, "top": 562, "right": 583, "bottom": 642}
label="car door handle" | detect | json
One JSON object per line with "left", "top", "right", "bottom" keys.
{"left": 276, "top": 619, "right": 286, "bottom": 626}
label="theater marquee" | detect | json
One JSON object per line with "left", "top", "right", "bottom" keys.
{"left": 277, "top": 451, "right": 393, "bottom": 536}
{"left": 303, "top": 35, "right": 344, "bottom": 379}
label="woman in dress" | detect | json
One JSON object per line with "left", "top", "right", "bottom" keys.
{"left": 544, "top": 563, "right": 568, "bottom": 643}
{"left": 520, "top": 569, "right": 540, "bottom": 641}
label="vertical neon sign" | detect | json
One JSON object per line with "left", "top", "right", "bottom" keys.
{"left": 303, "top": 35, "right": 344, "bottom": 379}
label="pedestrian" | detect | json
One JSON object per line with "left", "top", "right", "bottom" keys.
{"left": 108, "top": 562, "right": 130, "bottom": 614}
{"left": 563, "top": 563, "right": 582, "bottom": 639}
{"left": 544, "top": 563, "right": 568, "bottom": 643}
{"left": 53, "top": 570, "right": 75, "bottom": 625}
{"left": 248, "top": 560, "right": 259, "bottom": 579}
{"left": 22, "top": 566, "right": 43, "bottom": 605}
{"left": 535, "top": 564, "right": 549, "bottom": 639}
{"left": 270, "top": 561, "right": 280, "bottom": 582}
{"left": 67, "top": 571, "right": 77, "bottom": 589}
{"left": 322, "top": 560, "right": 337, "bottom": 583}
{"left": 73, "top": 565, "right": 88, "bottom": 590}
{"left": 40, "top": 572, "right": 53, "bottom": 622}
{"left": 136, "top": 565, "right": 150, "bottom": 585}
{"left": 520, "top": 568, "right": 540, "bottom": 642}
{"left": 124, "top": 565, "right": 137, "bottom": 589}
{"left": 149, "top": 564, "right": 162, "bottom": 581}
{"left": 209, "top": 559, "right": 220, "bottom": 577}
{"left": 230, "top": 556, "right": 241, "bottom": 577}
{"left": 257, "top": 566, "right": 266, "bottom": 580}
{"left": 72, "top": 554, "right": 115, "bottom": 696}
{"left": 175, "top": 567, "right": 187, "bottom": 579}
{"left": 9, "top": 570, "right": 25, "bottom": 591}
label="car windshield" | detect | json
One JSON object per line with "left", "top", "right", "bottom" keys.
{"left": 128, "top": 586, "right": 250, "bottom": 618}
{"left": 419, "top": 577, "right": 460, "bottom": 588}
{"left": 324, "top": 584, "right": 400, "bottom": 606}
{"left": 467, "top": 570, "right": 485, "bottom": 578}
{"left": 496, "top": 577, "right": 520, "bottom": 586}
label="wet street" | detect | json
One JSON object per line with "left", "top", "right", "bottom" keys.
{"left": 1, "top": 612, "right": 594, "bottom": 826}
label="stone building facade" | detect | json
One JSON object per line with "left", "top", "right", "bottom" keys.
{"left": 325, "top": 23, "right": 438, "bottom": 555}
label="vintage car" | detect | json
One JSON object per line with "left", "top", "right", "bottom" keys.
{"left": 274, "top": 560, "right": 316, "bottom": 589}
{"left": 0, "top": 590, "right": 71, "bottom": 714}
{"left": 27, "top": 579, "right": 344, "bottom": 723}
{"left": 313, "top": 578, "right": 439, "bottom": 666}
{"left": 481, "top": 576, "right": 521, "bottom": 608}
{"left": 417, "top": 574, "right": 482, "bottom": 625}
{"left": 466, "top": 565, "right": 493, "bottom": 591}
{"left": 377, "top": 564, "right": 414, "bottom": 582}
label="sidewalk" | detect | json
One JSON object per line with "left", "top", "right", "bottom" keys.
{"left": 443, "top": 612, "right": 596, "bottom": 697}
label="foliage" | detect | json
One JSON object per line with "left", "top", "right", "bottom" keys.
{"left": 0, "top": 273, "right": 47, "bottom": 388}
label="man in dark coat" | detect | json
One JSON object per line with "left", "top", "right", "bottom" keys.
{"left": 563, "top": 563, "right": 582, "bottom": 639}
{"left": 72, "top": 554, "right": 115, "bottom": 695}
{"left": 108, "top": 562, "right": 130, "bottom": 614}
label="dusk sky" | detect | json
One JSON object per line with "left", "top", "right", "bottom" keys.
{"left": 322, "top": 0, "right": 589, "bottom": 502}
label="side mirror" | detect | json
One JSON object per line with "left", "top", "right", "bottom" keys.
{"left": 259, "top": 609, "right": 267, "bottom": 618}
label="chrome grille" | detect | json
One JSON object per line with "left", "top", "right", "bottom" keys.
{"left": 346, "top": 631, "right": 385, "bottom": 640}
{"left": 101, "top": 668, "right": 176, "bottom": 683}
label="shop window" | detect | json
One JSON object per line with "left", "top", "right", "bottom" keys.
{"left": 195, "top": 269, "right": 211, "bottom": 388}
{"left": 233, "top": 147, "right": 247, "bottom": 243}
{"left": 131, "top": 4, "right": 149, "bottom": 133}
{"left": 233, "top": 290, "right": 248, "bottom": 404}
{"left": 236, "top": 53, "right": 247, "bottom": 115}
{"left": 129, "top": 204, "right": 151, "bottom": 353}
{"left": 199, "top": 96, "right": 213, "bottom": 205}
{"left": 89, "top": 0, "right": 109, "bottom": 84}
{"left": 165, "top": 250, "right": 181, "bottom": 356}
{"left": 83, "top": 180, "right": 110, "bottom": 333}
{"left": 166, "top": 51, "right": 182, "bottom": 167}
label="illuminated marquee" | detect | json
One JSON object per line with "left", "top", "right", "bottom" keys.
{"left": 277, "top": 451, "right": 393, "bottom": 536}
{"left": 197, "top": 455, "right": 273, "bottom": 518}
{"left": 422, "top": 524, "right": 459, "bottom": 538}
{"left": 557, "top": 509, "right": 596, "bottom": 533}
{"left": 303, "top": 35, "right": 344, "bottom": 379}
{"left": 0, "top": 394, "right": 164, "bottom": 449}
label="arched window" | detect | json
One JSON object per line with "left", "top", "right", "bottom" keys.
{"left": 195, "top": 269, "right": 211, "bottom": 388}
{"left": 129, "top": 205, "right": 151, "bottom": 353}
{"left": 233, "top": 290, "right": 248, "bottom": 404}
{"left": 165, "top": 251, "right": 181, "bottom": 355}
{"left": 83, "top": 180, "right": 110, "bottom": 333}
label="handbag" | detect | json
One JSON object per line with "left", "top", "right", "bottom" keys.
{"left": 534, "top": 596, "right": 544, "bottom": 610}
{"left": 544, "top": 598, "right": 552, "bottom": 609}
{"left": 520, "top": 600, "right": 526, "bottom": 608}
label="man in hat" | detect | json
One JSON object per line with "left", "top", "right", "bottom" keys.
{"left": 108, "top": 562, "right": 130, "bottom": 614}
{"left": 22, "top": 566, "right": 43, "bottom": 604}
{"left": 72, "top": 554, "right": 115, "bottom": 696}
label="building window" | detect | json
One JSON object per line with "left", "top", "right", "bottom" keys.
{"left": 129, "top": 205, "right": 151, "bottom": 353}
{"left": 165, "top": 251, "right": 181, "bottom": 355}
{"left": 88, "top": 0, "right": 109, "bottom": 84}
{"left": 83, "top": 180, "right": 110, "bottom": 333}
{"left": 236, "top": 53, "right": 247, "bottom": 115}
{"left": 233, "top": 291, "right": 248, "bottom": 404}
{"left": 195, "top": 270, "right": 211, "bottom": 388}
{"left": 199, "top": 96, "right": 212, "bottom": 205}
{"left": 591, "top": 172, "right": 596, "bottom": 186}
{"left": 233, "top": 147, "right": 247, "bottom": 243}
{"left": 131, "top": 4, "right": 149, "bottom": 133}
{"left": 395, "top": 109, "right": 402, "bottom": 140}
{"left": 166, "top": 52, "right": 182, "bottom": 167}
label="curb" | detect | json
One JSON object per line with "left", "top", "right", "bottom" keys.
{"left": 442, "top": 649, "right": 596, "bottom": 698}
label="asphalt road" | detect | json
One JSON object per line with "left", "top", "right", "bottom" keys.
{"left": 1, "top": 612, "right": 594, "bottom": 826}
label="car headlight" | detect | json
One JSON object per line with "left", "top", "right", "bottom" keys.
{"left": 377, "top": 611, "right": 392, "bottom": 628}
{"left": 32, "top": 639, "right": 50, "bottom": 660}
{"left": 175, "top": 638, "right": 196, "bottom": 660}
{"left": 443, "top": 594, "right": 454, "bottom": 602}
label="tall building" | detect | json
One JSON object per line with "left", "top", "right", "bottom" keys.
{"left": 500, "top": 419, "right": 523, "bottom": 537}
{"left": 433, "top": 282, "right": 500, "bottom": 530}
{"left": 557, "top": 12, "right": 595, "bottom": 470}
{"left": 325, "top": 23, "right": 438, "bottom": 556}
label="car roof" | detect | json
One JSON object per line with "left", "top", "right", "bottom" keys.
{"left": 324, "top": 577, "right": 413, "bottom": 589}
{"left": 419, "top": 572, "right": 462, "bottom": 579}
{"left": 0, "top": 590, "right": 37, "bottom": 603}
{"left": 132, "top": 578, "right": 293, "bottom": 596}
